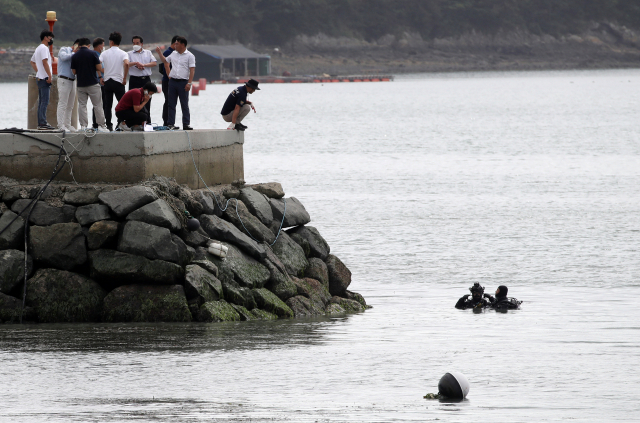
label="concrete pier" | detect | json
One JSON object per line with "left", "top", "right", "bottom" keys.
{"left": 0, "top": 129, "right": 244, "bottom": 188}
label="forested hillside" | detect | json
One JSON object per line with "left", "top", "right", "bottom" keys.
{"left": 2, "top": 0, "right": 640, "bottom": 45}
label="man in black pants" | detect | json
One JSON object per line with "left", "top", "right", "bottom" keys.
{"left": 115, "top": 82, "right": 157, "bottom": 131}
{"left": 156, "top": 36, "right": 195, "bottom": 130}
{"left": 158, "top": 35, "right": 179, "bottom": 126}
{"left": 99, "top": 32, "right": 129, "bottom": 130}
{"left": 127, "top": 35, "right": 156, "bottom": 120}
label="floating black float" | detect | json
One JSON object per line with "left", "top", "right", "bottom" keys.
{"left": 186, "top": 217, "right": 201, "bottom": 231}
{"left": 437, "top": 371, "right": 470, "bottom": 399}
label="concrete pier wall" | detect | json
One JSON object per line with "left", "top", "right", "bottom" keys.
{"left": 0, "top": 129, "right": 244, "bottom": 188}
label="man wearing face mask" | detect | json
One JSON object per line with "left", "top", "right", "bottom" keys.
{"left": 455, "top": 282, "right": 491, "bottom": 310}
{"left": 56, "top": 39, "right": 80, "bottom": 132}
{"left": 128, "top": 35, "right": 156, "bottom": 120}
{"left": 115, "top": 82, "right": 157, "bottom": 131}
{"left": 30, "top": 30, "right": 55, "bottom": 130}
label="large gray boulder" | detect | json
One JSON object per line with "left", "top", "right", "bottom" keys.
{"left": 98, "top": 186, "right": 157, "bottom": 218}
{"left": 269, "top": 197, "right": 311, "bottom": 228}
{"left": 63, "top": 186, "right": 101, "bottom": 205}
{"left": 0, "top": 249, "right": 33, "bottom": 295}
{"left": 293, "top": 277, "right": 332, "bottom": 313}
{"left": 206, "top": 242, "right": 270, "bottom": 289}
{"left": 118, "top": 221, "right": 184, "bottom": 264}
{"left": 329, "top": 296, "right": 366, "bottom": 313}
{"left": 193, "top": 190, "right": 215, "bottom": 215}
{"left": 0, "top": 211, "right": 24, "bottom": 250}
{"left": 200, "top": 214, "right": 266, "bottom": 259}
{"left": 29, "top": 223, "right": 87, "bottom": 270}
{"left": 251, "top": 288, "right": 294, "bottom": 318}
{"left": 220, "top": 277, "right": 256, "bottom": 310}
{"left": 287, "top": 226, "right": 330, "bottom": 260}
{"left": 262, "top": 246, "right": 297, "bottom": 301}
{"left": 102, "top": 284, "right": 191, "bottom": 322}
{"left": 285, "top": 295, "right": 316, "bottom": 317}
{"left": 88, "top": 249, "right": 184, "bottom": 288}
{"left": 248, "top": 182, "right": 285, "bottom": 199}
{"left": 126, "top": 199, "right": 181, "bottom": 231}
{"left": 0, "top": 292, "right": 35, "bottom": 323}
{"left": 230, "top": 303, "right": 257, "bottom": 321}
{"left": 184, "top": 265, "right": 223, "bottom": 306}
{"left": 198, "top": 300, "right": 241, "bottom": 322}
{"left": 250, "top": 308, "right": 278, "bottom": 320}
{"left": 271, "top": 232, "right": 308, "bottom": 277}
{"left": 305, "top": 258, "right": 329, "bottom": 289}
{"left": 223, "top": 199, "right": 275, "bottom": 244}
{"left": 326, "top": 254, "right": 352, "bottom": 296}
{"left": 177, "top": 227, "right": 210, "bottom": 248}
{"left": 26, "top": 268, "right": 106, "bottom": 322}
{"left": 75, "top": 204, "right": 111, "bottom": 226}
{"left": 239, "top": 187, "right": 274, "bottom": 225}
{"left": 11, "top": 199, "right": 76, "bottom": 226}
{"left": 87, "top": 220, "right": 119, "bottom": 250}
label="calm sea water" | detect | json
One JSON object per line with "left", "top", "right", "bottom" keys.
{"left": 1, "top": 70, "right": 640, "bottom": 422}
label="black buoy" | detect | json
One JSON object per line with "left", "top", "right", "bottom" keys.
{"left": 438, "top": 371, "right": 470, "bottom": 399}
{"left": 186, "top": 217, "right": 200, "bottom": 231}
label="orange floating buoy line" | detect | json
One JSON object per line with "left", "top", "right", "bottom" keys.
{"left": 179, "top": 74, "right": 393, "bottom": 95}
{"left": 206, "top": 74, "right": 394, "bottom": 85}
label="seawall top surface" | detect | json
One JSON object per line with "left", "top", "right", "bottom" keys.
{"left": 0, "top": 129, "right": 244, "bottom": 157}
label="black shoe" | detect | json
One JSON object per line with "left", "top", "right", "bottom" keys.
{"left": 234, "top": 123, "right": 247, "bottom": 131}
{"left": 183, "top": 125, "right": 193, "bottom": 130}
{"left": 167, "top": 125, "right": 180, "bottom": 130}
{"left": 37, "top": 124, "right": 56, "bottom": 130}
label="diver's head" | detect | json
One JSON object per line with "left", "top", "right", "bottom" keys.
{"left": 495, "top": 285, "right": 508, "bottom": 298}
{"left": 469, "top": 282, "right": 484, "bottom": 300}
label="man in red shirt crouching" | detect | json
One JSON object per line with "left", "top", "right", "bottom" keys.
{"left": 115, "top": 82, "right": 157, "bottom": 131}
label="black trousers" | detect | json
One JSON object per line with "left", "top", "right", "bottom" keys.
{"left": 116, "top": 109, "right": 148, "bottom": 127}
{"left": 92, "top": 84, "right": 106, "bottom": 128}
{"left": 161, "top": 78, "right": 169, "bottom": 126}
{"left": 103, "top": 79, "right": 126, "bottom": 129}
{"left": 129, "top": 75, "right": 152, "bottom": 120}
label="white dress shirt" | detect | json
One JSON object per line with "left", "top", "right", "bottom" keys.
{"left": 31, "top": 44, "right": 52, "bottom": 80}
{"left": 99, "top": 46, "right": 129, "bottom": 83}
{"left": 166, "top": 49, "right": 196, "bottom": 80}
{"left": 127, "top": 49, "right": 156, "bottom": 77}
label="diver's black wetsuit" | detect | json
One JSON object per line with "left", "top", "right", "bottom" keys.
{"left": 489, "top": 297, "right": 522, "bottom": 311}
{"left": 455, "top": 296, "right": 490, "bottom": 310}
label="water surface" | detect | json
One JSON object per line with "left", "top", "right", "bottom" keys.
{"left": 1, "top": 69, "right": 640, "bottom": 422}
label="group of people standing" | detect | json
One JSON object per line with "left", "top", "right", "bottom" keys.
{"left": 455, "top": 282, "right": 522, "bottom": 312}
{"left": 31, "top": 29, "right": 261, "bottom": 132}
{"left": 31, "top": 30, "right": 196, "bottom": 131}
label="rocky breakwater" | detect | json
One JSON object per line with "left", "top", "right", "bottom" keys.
{"left": 0, "top": 176, "right": 368, "bottom": 323}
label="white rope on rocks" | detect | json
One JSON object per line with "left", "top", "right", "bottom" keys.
{"left": 184, "top": 131, "right": 287, "bottom": 246}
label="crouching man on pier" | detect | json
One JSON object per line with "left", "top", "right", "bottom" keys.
{"left": 114, "top": 82, "right": 157, "bottom": 131}
{"left": 221, "top": 79, "right": 260, "bottom": 131}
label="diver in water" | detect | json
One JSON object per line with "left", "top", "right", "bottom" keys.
{"left": 455, "top": 282, "right": 491, "bottom": 310}
{"left": 489, "top": 285, "right": 522, "bottom": 312}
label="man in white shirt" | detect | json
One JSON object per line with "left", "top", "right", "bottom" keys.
{"left": 156, "top": 36, "right": 195, "bottom": 130}
{"left": 99, "top": 32, "right": 129, "bottom": 131}
{"left": 30, "top": 30, "right": 55, "bottom": 130}
{"left": 128, "top": 35, "right": 156, "bottom": 120}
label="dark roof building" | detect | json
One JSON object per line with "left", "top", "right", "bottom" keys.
{"left": 190, "top": 44, "right": 271, "bottom": 81}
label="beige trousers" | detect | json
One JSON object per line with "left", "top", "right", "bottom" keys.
{"left": 57, "top": 78, "right": 76, "bottom": 129}
{"left": 222, "top": 104, "right": 251, "bottom": 123}
{"left": 77, "top": 84, "right": 105, "bottom": 128}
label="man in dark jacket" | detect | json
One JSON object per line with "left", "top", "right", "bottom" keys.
{"left": 455, "top": 282, "right": 491, "bottom": 310}
{"left": 489, "top": 285, "right": 522, "bottom": 312}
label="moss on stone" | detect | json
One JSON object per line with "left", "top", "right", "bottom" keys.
{"left": 250, "top": 308, "right": 278, "bottom": 320}
{"left": 198, "top": 300, "right": 241, "bottom": 322}
{"left": 102, "top": 285, "right": 192, "bottom": 322}
{"left": 251, "top": 288, "right": 294, "bottom": 318}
